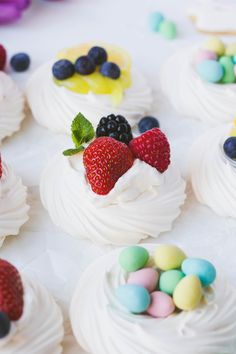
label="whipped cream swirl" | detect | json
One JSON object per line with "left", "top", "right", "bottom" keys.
{"left": 70, "top": 245, "right": 236, "bottom": 354}
{"left": 189, "top": 124, "right": 236, "bottom": 217}
{"left": 161, "top": 45, "right": 236, "bottom": 125}
{"left": 0, "top": 276, "right": 64, "bottom": 354}
{"left": 0, "top": 162, "right": 29, "bottom": 246}
{"left": 40, "top": 154, "right": 186, "bottom": 245}
{"left": 26, "top": 61, "right": 153, "bottom": 133}
{"left": 0, "top": 72, "right": 25, "bottom": 143}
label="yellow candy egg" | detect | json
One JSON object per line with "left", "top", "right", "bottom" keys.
{"left": 173, "top": 275, "right": 202, "bottom": 311}
{"left": 230, "top": 119, "right": 236, "bottom": 137}
{"left": 154, "top": 245, "right": 186, "bottom": 271}
{"left": 204, "top": 37, "right": 225, "bottom": 56}
{"left": 225, "top": 43, "right": 236, "bottom": 56}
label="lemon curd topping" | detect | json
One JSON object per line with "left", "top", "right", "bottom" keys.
{"left": 53, "top": 43, "right": 132, "bottom": 106}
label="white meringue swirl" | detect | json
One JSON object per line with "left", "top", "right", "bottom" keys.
{"left": 0, "top": 72, "right": 25, "bottom": 143}
{"left": 0, "top": 162, "right": 29, "bottom": 246}
{"left": 189, "top": 124, "right": 236, "bottom": 217}
{"left": 161, "top": 45, "right": 236, "bottom": 125}
{"left": 26, "top": 61, "right": 153, "bottom": 133}
{"left": 40, "top": 154, "right": 186, "bottom": 245}
{"left": 0, "top": 276, "right": 64, "bottom": 354}
{"left": 70, "top": 245, "right": 236, "bottom": 354}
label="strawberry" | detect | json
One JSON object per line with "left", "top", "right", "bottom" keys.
{"left": 0, "top": 45, "right": 6, "bottom": 71}
{"left": 0, "top": 260, "right": 24, "bottom": 321}
{"left": 83, "top": 137, "right": 134, "bottom": 195}
{"left": 129, "top": 128, "right": 170, "bottom": 173}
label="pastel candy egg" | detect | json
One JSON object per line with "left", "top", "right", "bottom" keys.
{"left": 204, "top": 36, "right": 225, "bottom": 56}
{"left": 147, "top": 291, "right": 175, "bottom": 318}
{"left": 160, "top": 20, "right": 177, "bottom": 40}
{"left": 119, "top": 246, "right": 149, "bottom": 272}
{"left": 219, "top": 56, "right": 235, "bottom": 83}
{"left": 182, "top": 258, "right": 216, "bottom": 287}
{"left": 155, "top": 245, "right": 186, "bottom": 271}
{"left": 225, "top": 43, "right": 236, "bottom": 56}
{"left": 173, "top": 275, "right": 202, "bottom": 311}
{"left": 159, "top": 270, "right": 185, "bottom": 295}
{"left": 149, "top": 12, "right": 165, "bottom": 32}
{"left": 194, "top": 49, "right": 217, "bottom": 64}
{"left": 116, "top": 284, "right": 150, "bottom": 314}
{"left": 127, "top": 268, "right": 159, "bottom": 293}
{"left": 196, "top": 60, "right": 224, "bottom": 83}
{"left": 233, "top": 55, "right": 236, "bottom": 64}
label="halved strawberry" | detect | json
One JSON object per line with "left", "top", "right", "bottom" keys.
{"left": 83, "top": 137, "right": 134, "bottom": 195}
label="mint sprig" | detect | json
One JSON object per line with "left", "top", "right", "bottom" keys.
{"left": 63, "top": 113, "right": 95, "bottom": 156}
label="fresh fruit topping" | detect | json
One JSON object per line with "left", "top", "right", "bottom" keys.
{"left": 96, "top": 114, "right": 133, "bottom": 144}
{"left": 52, "top": 59, "right": 75, "bottom": 80}
{"left": 0, "top": 312, "right": 11, "bottom": 339}
{"left": 88, "top": 46, "right": 107, "bottom": 65}
{"left": 0, "top": 154, "right": 2, "bottom": 179}
{"left": 83, "top": 137, "right": 134, "bottom": 195}
{"left": 10, "top": 53, "right": 30, "bottom": 72}
{"left": 223, "top": 137, "right": 236, "bottom": 160}
{"left": 138, "top": 116, "right": 160, "bottom": 133}
{"left": 0, "top": 260, "right": 24, "bottom": 321}
{"left": 0, "top": 45, "right": 6, "bottom": 71}
{"left": 63, "top": 113, "right": 95, "bottom": 156}
{"left": 100, "top": 62, "right": 121, "bottom": 79}
{"left": 75, "top": 56, "right": 96, "bottom": 75}
{"left": 129, "top": 128, "right": 170, "bottom": 173}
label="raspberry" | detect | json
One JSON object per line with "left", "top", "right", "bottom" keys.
{"left": 0, "top": 45, "right": 6, "bottom": 71}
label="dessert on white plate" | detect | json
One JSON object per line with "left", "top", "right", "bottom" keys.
{"left": 0, "top": 72, "right": 25, "bottom": 143}
{"left": 161, "top": 37, "right": 236, "bottom": 125}
{"left": 0, "top": 259, "right": 64, "bottom": 353}
{"left": 188, "top": 0, "right": 236, "bottom": 35}
{"left": 27, "top": 43, "right": 152, "bottom": 133}
{"left": 40, "top": 113, "right": 186, "bottom": 245}
{"left": 70, "top": 243, "right": 236, "bottom": 354}
{"left": 0, "top": 155, "right": 29, "bottom": 247}
{"left": 189, "top": 120, "right": 236, "bottom": 217}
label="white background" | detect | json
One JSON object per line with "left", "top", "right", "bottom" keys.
{"left": 1, "top": 0, "right": 236, "bottom": 352}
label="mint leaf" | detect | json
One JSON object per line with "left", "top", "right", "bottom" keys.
{"left": 71, "top": 112, "right": 95, "bottom": 148}
{"left": 63, "top": 146, "right": 84, "bottom": 156}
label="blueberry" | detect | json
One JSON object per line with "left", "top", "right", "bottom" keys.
{"left": 88, "top": 46, "right": 107, "bottom": 65}
{"left": 223, "top": 137, "right": 236, "bottom": 159}
{"left": 100, "top": 62, "right": 121, "bottom": 79}
{"left": 75, "top": 56, "right": 95, "bottom": 75}
{"left": 52, "top": 59, "right": 75, "bottom": 80}
{"left": 138, "top": 116, "right": 160, "bottom": 133}
{"left": 0, "top": 312, "right": 11, "bottom": 339}
{"left": 10, "top": 53, "right": 30, "bottom": 72}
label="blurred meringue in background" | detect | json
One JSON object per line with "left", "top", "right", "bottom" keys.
{"left": 0, "top": 0, "right": 31, "bottom": 24}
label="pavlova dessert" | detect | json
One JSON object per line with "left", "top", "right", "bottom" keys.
{"left": 189, "top": 119, "right": 236, "bottom": 217}
{"left": 40, "top": 113, "right": 186, "bottom": 245}
{"left": 70, "top": 243, "right": 236, "bottom": 354}
{"left": 27, "top": 43, "right": 152, "bottom": 133}
{"left": 0, "top": 155, "right": 29, "bottom": 247}
{"left": 0, "top": 259, "right": 64, "bottom": 354}
{"left": 161, "top": 37, "right": 236, "bottom": 125}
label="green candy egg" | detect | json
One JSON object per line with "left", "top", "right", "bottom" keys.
{"left": 159, "top": 270, "right": 185, "bottom": 295}
{"left": 119, "top": 246, "right": 149, "bottom": 272}
{"left": 160, "top": 20, "right": 177, "bottom": 40}
{"left": 219, "top": 56, "right": 235, "bottom": 84}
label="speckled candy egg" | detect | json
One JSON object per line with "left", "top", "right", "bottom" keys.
{"left": 173, "top": 275, "right": 202, "bottom": 311}
{"left": 194, "top": 49, "right": 217, "bottom": 64}
{"left": 147, "top": 291, "right": 175, "bottom": 318}
{"left": 119, "top": 246, "right": 149, "bottom": 272}
{"left": 182, "top": 258, "right": 216, "bottom": 287}
{"left": 127, "top": 268, "right": 159, "bottom": 293}
{"left": 116, "top": 284, "right": 151, "bottom": 314}
{"left": 155, "top": 245, "right": 186, "bottom": 271}
{"left": 196, "top": 60, "right": 224, "bottom": 83}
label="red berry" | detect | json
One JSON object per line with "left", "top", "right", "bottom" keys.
{"left": 129, "top": 128, "right": 170, "bottom": 173}
{"left": 83, "top": 137, "right": 134, "bottom": 195}
{"left": 0, "top": 260, "right": 24, "bottom": 321}
{"left": 0, "top": 45, "right": 6, "bottom": 71}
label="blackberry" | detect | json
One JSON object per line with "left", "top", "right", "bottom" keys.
{"left": 96, "top": 114, "right": 133, "bottom": 144}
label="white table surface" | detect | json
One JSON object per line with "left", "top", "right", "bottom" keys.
{"left": 1, "top": 0, "right": 236, "bottom": 352}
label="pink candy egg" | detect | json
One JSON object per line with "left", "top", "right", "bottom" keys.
{"left": 194, "top": 50, "right": 217, "bottom": 64}
{"left": 147, "top": 291, "right": 175, "bottom": 318}
{"left": 127, "top": 268, "right": 159, "bottom": 293}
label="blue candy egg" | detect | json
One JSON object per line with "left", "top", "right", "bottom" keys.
{"left": 149, "top": 12, "right": 165, "bottom": 32}
{"left": 196, "top": 60, "right": 224, "bottom": 83}
{"left": 182, "top": 258, "right": 216, "bottom": 287}
{"left": 116, "top": 284, "right": 151, "bottom": 313}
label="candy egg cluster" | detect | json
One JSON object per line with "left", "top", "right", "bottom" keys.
{"left": 116, "top": 245, "right": 216, "bottom": 318}
{"left": 195, "top": 37, "right": 236, "bottom": 84}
